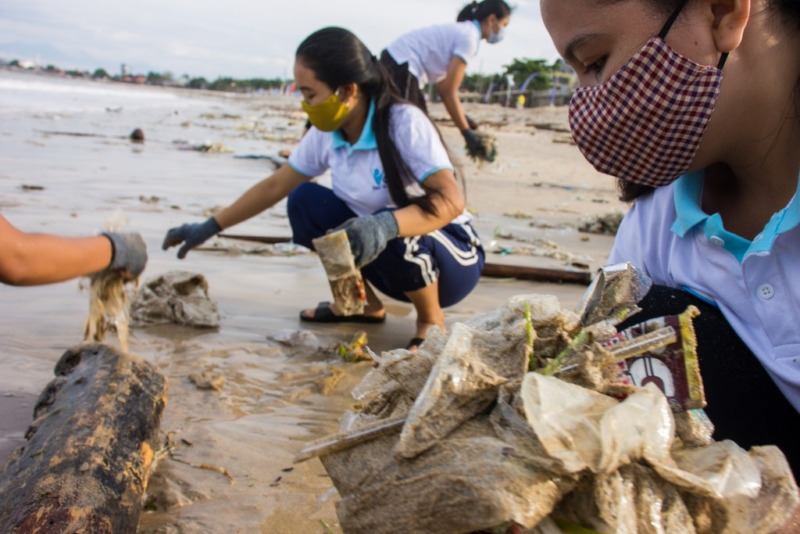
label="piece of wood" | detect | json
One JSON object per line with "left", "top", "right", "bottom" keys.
{"left": 215, "top": 234, "right": 592, "bottom": 285}
{"left": 218, "top": 233, "right": 291, "bottom": 244}
{"left": 481, "top": 262, "right": 592, "bottom": 285}
{"left": 0, "top": 343, "right": 167, "bottom": 534}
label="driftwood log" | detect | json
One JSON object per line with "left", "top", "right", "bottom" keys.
{"left": 0, "top": 343, "right": 167, "bottom": 533}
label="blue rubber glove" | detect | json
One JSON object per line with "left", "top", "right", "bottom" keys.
{"left": 337, "top": 211, "right": 399, "bottom": 269}
{"left": 162, "top": 217, "right": 222, "bottom": 259}
{"left": 102, "top": 232, "right": 148, "bottom": 277}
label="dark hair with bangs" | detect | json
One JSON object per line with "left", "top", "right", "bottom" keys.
{"left": 296, "top": 27, "right": 463, "bottom": 216}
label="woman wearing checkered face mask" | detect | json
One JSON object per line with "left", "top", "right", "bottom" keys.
{"left": 542, "top": 0, "right": 800, "bottom": 481}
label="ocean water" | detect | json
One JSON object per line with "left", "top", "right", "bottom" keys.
{"left": 0, "top": 71, "right": 193, "bottom": 115}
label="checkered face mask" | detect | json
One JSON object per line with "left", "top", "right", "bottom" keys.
{"left": 568, "top": 3, "right": 727, "bottom": 187}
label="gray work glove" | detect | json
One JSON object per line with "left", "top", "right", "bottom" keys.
{"left": 162, "top": 217, "right": 222, "bottom": 259}
{"left": 337, "top": 211, "right": 399, "bottom": 269}
{"left": 102, "top": 232, "right": 147, "bottom": 277}
{"left": 465, "top": 114, "right": 479, "bottom": 130}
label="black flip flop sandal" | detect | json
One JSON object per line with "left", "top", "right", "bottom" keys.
{"left": 299, "top": 301, "right": 386, "bottom": 324}
{"left": 406, "top": 337, "right": 425, "bottom": 350}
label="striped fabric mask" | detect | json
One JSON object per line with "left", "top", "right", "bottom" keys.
{"left": 568, "top": 2, "right": 727, "bottom": 188}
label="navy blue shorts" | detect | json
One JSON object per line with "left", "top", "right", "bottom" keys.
{"left": 287, "top": 182, "right": 484, "bottom": 307}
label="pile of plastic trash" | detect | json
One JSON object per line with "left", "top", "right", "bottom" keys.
{"left": 297, "top": 264, "right": 799, "bottom": 533}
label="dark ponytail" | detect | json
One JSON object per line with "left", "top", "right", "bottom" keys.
{"left": 296, "top": 27, "right": 452, "bottom": 216}
{"left": 456, "top": 0, "right": 512, "bottom": 22}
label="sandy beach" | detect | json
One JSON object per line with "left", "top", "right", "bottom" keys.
{"left": 0, "top": 69, "right": 627, "bottom": 532}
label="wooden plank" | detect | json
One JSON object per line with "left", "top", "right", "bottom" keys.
{"left": 481, "top": 262, "right": 592, "bottom": 285}
{"left": 216, "top": 234, "right": 593, "bottom": 285}
{"left": 0, "top": 344, "right": 167, "bottom": 534}
{"left": 219, "top": 233, "right": 291, "bottom": 244}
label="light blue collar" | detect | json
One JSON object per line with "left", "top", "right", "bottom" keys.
{"left": 671, "top": 170, "right": 800, "bottom": 262}
{"left": 331, "top": 98, "right": 377, "bottom": 152}
{"left": 472, "top": 19, "right": 482, "bottom": 35}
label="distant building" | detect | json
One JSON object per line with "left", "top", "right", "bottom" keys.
{"left": 121, "top": 63, "right": 128, "bottom": 77}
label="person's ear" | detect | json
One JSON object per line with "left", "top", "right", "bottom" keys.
{"left": 709, "top": 0, "right": 751, "bottom": 53}
{"left": 337, "top": 82, "right": 359, "bottom": 105}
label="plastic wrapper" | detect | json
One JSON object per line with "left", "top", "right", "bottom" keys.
{"left": 604, "top": 306, "right": 705, "bottom": 411}
{"left": 577, "top": 262, "right": 652, "bottom": 327}
{"left": 312, "top": 230, "right": 367, "bottom": 316}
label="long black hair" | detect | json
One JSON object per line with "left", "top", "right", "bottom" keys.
{"left": 296, "top": 27, "right": 459, "bottom": 216}
{"left": 456, "top": 0, "right": 512, "bottom": 23}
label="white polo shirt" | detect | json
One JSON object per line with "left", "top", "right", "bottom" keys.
{"left": 385, "top": 21, "right": 481, "bottom": 86}
{"left": 609, "top": 171, "right": 800, "bottom": 412}
{"left": 288, "top": 99, "right": 469, "bottom": 223}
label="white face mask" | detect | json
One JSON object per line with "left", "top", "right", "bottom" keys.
{"left": 488, "top": 26, "right": 505, "bottom": 44}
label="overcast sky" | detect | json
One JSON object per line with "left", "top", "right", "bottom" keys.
{"left": 0, "top": 0, "right": 559, "bottom": 80}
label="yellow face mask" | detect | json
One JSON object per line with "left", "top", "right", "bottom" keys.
{"left": 301, "top": 92, "right": 350, "bottom": 132}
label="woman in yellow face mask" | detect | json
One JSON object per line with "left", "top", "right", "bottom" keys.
{"left": 163, "top": 26, "right": 485, "bottom": 351}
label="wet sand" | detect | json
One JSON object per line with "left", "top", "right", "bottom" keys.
{"left": 0, "top": 71, "right": 625, "bottom": 532}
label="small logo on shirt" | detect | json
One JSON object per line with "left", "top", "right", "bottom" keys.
{"left": 372, "top": 168, "right": 387, "bottom": 190}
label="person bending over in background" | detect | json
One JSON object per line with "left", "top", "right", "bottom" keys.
{"left": 380, "top": 0, "right": 512, "bottom": 162}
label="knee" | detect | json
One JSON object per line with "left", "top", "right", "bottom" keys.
{"left": 287, "top": 182, "right": 317, "bottom": 220}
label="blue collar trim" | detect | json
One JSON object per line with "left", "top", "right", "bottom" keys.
{"left": 671, "top": 171, "right": 800, "bottom": 262}
{"left": 472, "top": 19, "right": 482, "bottom": 35}
{"left": 331, "top": 99, "right": 377, "bottom": 152}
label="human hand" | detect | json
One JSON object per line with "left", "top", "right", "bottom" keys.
{"left": 462, "top": 129, "right": 497, "bottom": 163}
{"left": 336, "top": 211, "right": 399, "bottom": 269}
{"left": 162, "top": 217, "right": 222, "bottom": 259}
{"left": 465, "top": 114, "right": 479, "bottom": 130}
{"left": 103, "top": 232, "right": 148, "bottom": 277}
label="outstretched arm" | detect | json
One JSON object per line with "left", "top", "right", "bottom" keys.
{"left": 436, "top": 56, "right": 470, "bottom": 132}
{"left": 0, "top": 215, "right": 112, "bottom": 286}
{"left": 163, "top": 164, "right": 309, "bottom": 258}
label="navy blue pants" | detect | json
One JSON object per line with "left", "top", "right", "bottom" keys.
{"left": 287, "top": 182, "right": 484, "bottom": 307}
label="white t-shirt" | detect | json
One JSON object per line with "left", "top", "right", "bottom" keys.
{"left": 288, "top": 100, "right": 469, "bottom": 223}
{"left": 608, "top": 171, "right": 800, "bottom": 412}
{"left": 385, "top": 21, "right": 481, "bottom": 86}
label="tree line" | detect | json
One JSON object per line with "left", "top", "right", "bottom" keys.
{"left": 4, "top": 57, "right": 573, "bottom": 94}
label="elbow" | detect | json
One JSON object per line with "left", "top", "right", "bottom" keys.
{"left": 0, "top": 262, "right": 31, "bottom": 286}
{"left": 441, "top": 194, "right": 465, "bottom": 221}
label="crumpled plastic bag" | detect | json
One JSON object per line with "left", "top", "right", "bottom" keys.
{"left": 130, "top": 270, "right": 220, "bottom": 328}
{"left": 520, "top": 374, "right": 674, "bottom": 475}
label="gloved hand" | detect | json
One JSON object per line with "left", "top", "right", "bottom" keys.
{"left": 337, "top": 211, "right": 399, "bottom": 269}
{"left": 462, "top": 129, "right": 497, "bottom": 163}
{"left": 465, "top": 114, "right": 479, "bottom": 130}
{"left": 102, "top": 232, "right": 148, "bottom": 277}
{"left": 162, "top": 217, "right": 222, "bottom": 259}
